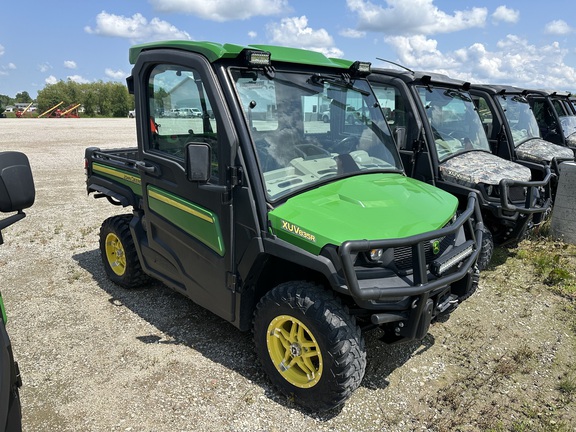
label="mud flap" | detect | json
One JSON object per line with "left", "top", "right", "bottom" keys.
{"left": 415, "top": 299, "right": 434, "bottom": 340}
{"left": 5, "top": 383, "right": 22, "bottom": 432}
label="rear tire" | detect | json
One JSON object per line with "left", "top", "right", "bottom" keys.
{"left": 253, "top": 281, "right": 366, "bottom": 412}
{"left": 99, "top": 215, "right": 148, "bottom": 288}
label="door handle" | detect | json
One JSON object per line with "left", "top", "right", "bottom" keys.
{"left": 135, "top": 161, "right": 158, "bottom": 174}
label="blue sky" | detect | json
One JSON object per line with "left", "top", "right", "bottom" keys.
{"left": 1, "top": 0, "right": 575, "bottom": 99}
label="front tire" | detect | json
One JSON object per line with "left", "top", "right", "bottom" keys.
{"left": 477, "top": 227, "right": 494, "bottom": 271}
{"left": 99, "top": 215, "right": 148, "bottom": 288}
{"left": 253, "top": 281, "right": 366, "bottom": 411}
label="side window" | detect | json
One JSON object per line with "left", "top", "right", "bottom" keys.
{"left": 372, "top": 85, "right": 407, "bottom": 148}
{"left": 552, "top": 99, "right": 565, "bottom": 116}
{"left": 475, "top": 97, "right": 495, "bottom": 139}
{"left": 531, "top": 100, "right": 551, "bottom": 129}
{"left": 148, "top": 64, "right": 219, "bottom": 178}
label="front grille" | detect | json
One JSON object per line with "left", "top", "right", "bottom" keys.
{"left": 508, "top": 186, "right": 527, "bottom": 202}
{"left": 393, "top": 233, "right": 456, "bottom": 271}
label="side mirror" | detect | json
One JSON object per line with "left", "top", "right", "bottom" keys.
{"left": 394, "top": 126, "right": 407, "bottom": 149}
{"left": 185, "top": 143, "right": 211, "bottom": 182}
{"left": 0, "top": 151, "right": 35, "bottom": 213}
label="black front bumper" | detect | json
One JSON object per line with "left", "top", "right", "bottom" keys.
{"left": 338, "top": 193, "right": 482, "bottom": 302}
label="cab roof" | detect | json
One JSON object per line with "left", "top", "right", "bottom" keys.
{"left": 129, "top": 40, "right": 354, "bottom": 70}
{"left": 371, "top": 67, "right": 471, "bottom": 89}
{"left": 469, "top": 84, "right": 525, "bottom": 95}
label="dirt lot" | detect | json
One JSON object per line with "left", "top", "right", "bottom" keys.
{"left": 1, "top": 118, "right": 575, "bottom": 431}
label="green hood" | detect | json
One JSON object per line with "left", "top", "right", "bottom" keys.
{"left": 269, "top": 173, "right": 458, "bottom": 254}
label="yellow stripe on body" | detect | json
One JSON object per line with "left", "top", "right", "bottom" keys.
{"left": 148, "top": 189, "right": 214, "bottom": 224}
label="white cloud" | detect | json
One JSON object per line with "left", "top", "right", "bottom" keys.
{"left": 0, "top": 63, "right": 15, "bottom": 76}
{"left": 346, "top": 0, "right": 487, "bottom": 35}
{"left": 67, "top": 75, "right": 90, "bottom": 84}
{"left": 105, "top": 68, "right": 127, "bottom": 80}
{"left": 38, "top": 63, "right": 52, "bottom": 73}
{"left": 384, "top": 35, "right": 457, "bottom": 70}
{"left": 0, "top": 44, "right": 4, "bottom": 56}
{"left": 491, "top": 6, "right": 519, "bottom": 24}
{"left": 45, "top": 75, "right": 58, "bottom": 85}
{"left": 248, "top": 31, "right": 257, "bottom": 39}
{"left": 384, "top": 33, "right": 576, "bottom": 90}
{"left": 85, "top": 11, "right": 191, "bottom": 42}
{"left": 267, "top": 16, "right": 344, "bottom": 58}
{"left": 544, "top": 20, "right": 572, "bottom": 35}
{"left": 340, "top": 28, "right": 366, "bottom": 38}
{"left": 64, "top": 60, "right": 77, "bottom": 69}
{"left": 150, "top": 0, "right": 289, "bottom": 22}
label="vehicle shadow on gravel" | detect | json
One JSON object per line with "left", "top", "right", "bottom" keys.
{"left": 73, "top": 248, "right": 433, "bottom": 419}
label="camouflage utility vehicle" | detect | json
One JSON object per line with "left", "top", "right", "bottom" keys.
{"left": 85, "top": 41, "right": 483, "bottom": 411}
{"left": 368, "top": 69, "right": 552, "bottom": 269}
{"left": 1, "top": 151, "right": 34, "bottom": 432}
{"left": 469, "top": 84, "right": 573, "bottom": 196}
{"left": 525, "top": 89, "right": 576, "bottom": 152}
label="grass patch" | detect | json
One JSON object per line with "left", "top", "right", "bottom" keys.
{"left": 514, "top": 239, "right": 576, "bottom": 299}
{"left": 493, "top": 345, "right": 536, "bottom": 376}
{"left": 557, "top": 376, "right": 576, "bottom": 398}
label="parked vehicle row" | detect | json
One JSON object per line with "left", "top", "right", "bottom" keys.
{"left": 83, "top": 40, "right": 576, "bottom": 413}
{"left": 163, "top": 107, "right": 203, "bottom": 118}
{"left": 367, "top": 69, "right": 569, "bottom": 270}
{"left": 5, "top": 40, "right": 575, "bottom": 421}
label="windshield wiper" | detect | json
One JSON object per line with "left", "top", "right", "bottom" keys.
{"left": 511, "top": 95, "right": 529, "bottom": 104}
{"left": 309, "top": 73, "right": 370, "bottom": 96}
{"left": 444, "top": 89, "right": 471, "bottom": 102}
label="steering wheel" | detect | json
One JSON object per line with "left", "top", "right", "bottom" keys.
{"left": 333, "top": 136, "right": 359, "bottom": 154}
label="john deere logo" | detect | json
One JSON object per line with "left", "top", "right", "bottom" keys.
{"left": 432, "top": 240, "right": 440, "bottom": 255}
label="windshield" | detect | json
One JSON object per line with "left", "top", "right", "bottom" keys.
{"left": 559, "top": 115, "right": 576, "bottom": 138}
{"left": 231, "top": 68, "right": 401, "bottom": 201}
{"left": 497, "top": 95, "right": 540, "bottom": 147}
{"left": 419, "top": 86, "right": 490, "bottom": 162}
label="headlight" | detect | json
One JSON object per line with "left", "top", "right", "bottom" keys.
{"left": 369, "top": 248, "right": 383, "bottom": 261}
{"left": 481, "top": 183, "right": 500, "bottom": 198}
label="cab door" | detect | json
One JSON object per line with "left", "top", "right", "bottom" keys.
{"left": 132, "top": 50, "right": 237, "bottom": 322}
{"left": 371, "top": 79, "right": 434, "bottom": 183}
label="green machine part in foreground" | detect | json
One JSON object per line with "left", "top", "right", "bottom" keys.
{"left": 1, "top": 150, "right": 35, "bottom": 432}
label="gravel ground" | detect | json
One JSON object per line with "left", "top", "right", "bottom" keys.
{"left": 1, "top": 118, "right": 575, "bottom": 431}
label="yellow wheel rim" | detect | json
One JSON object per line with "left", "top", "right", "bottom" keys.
{"left": 266, "top": 315, "right": 323, "bottom": 388}
{"left": 105, "top": 232, "right": 126, "bottom": 276}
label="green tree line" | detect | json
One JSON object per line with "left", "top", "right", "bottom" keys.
{"left": 1, "top": 80, "right": 134, "bottom": 117}
{"left": 0, "top": 91, "right": 33, "bottom": 115}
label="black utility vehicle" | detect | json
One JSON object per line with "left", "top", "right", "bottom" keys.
{"left": 368, "top": 69, "right": 553, "bottom": 269}
{"left": 469, "top": 84, "right": 573, "bottom": 196}
{"left": 525, "top": 89, "right": 576, "bottom": 151}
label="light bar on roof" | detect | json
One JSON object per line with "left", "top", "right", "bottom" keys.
{"left": 243, "top": 50, "right": 271, "bottom": 67}
{"left": 350, "top": 61, "right": 371, "bottom": 76}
